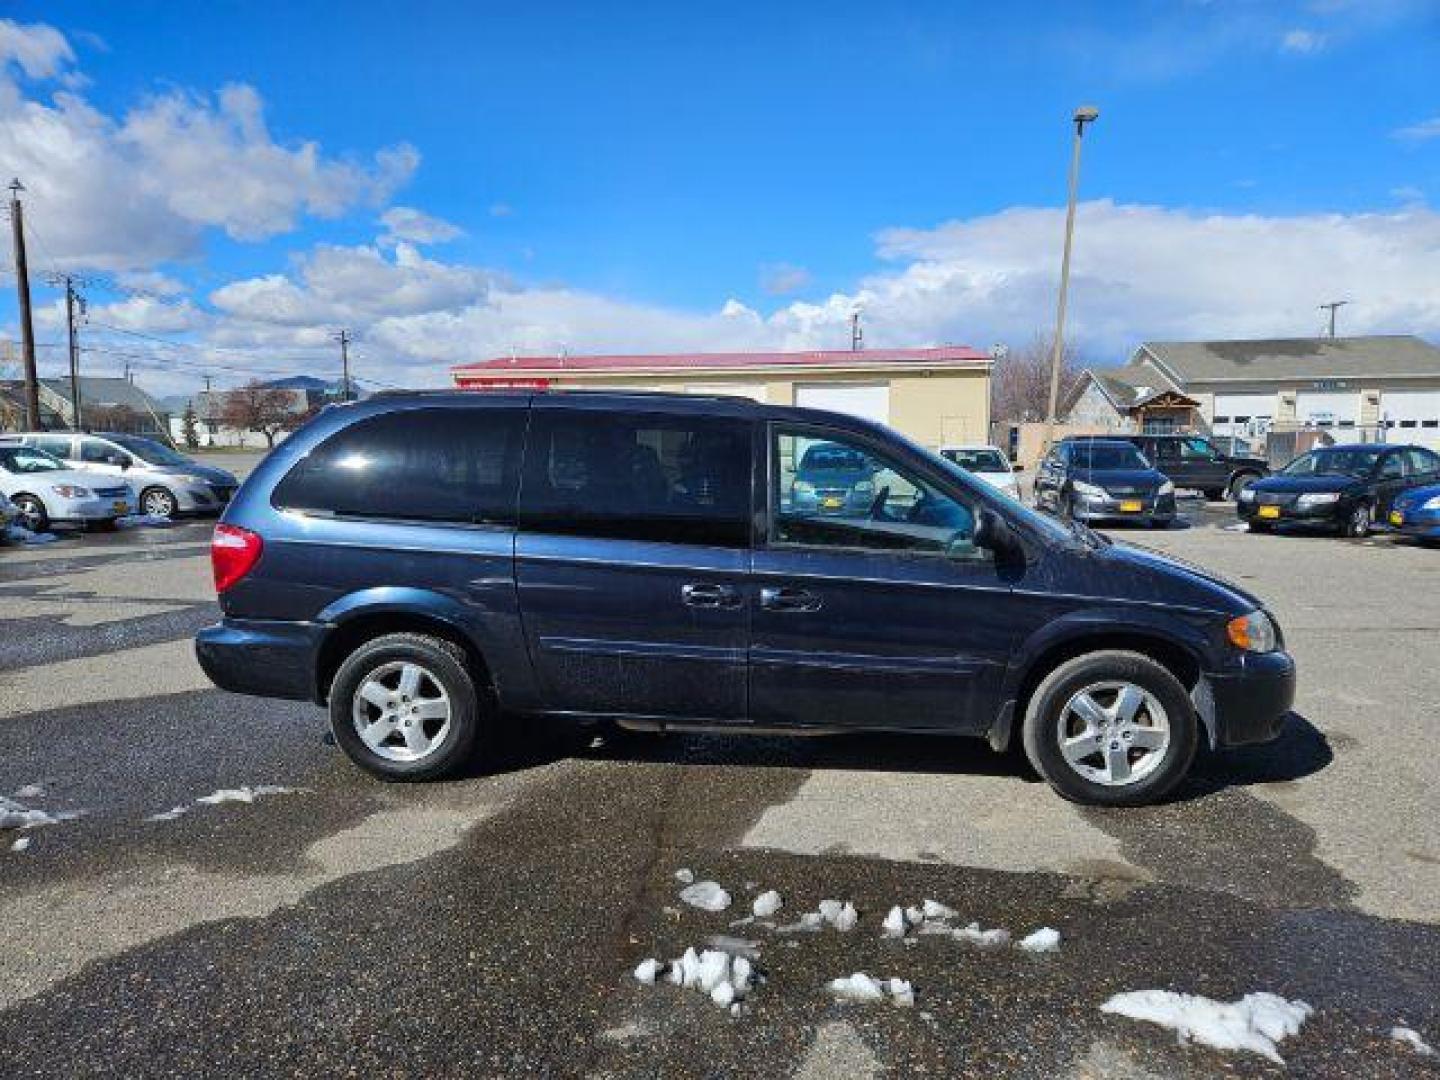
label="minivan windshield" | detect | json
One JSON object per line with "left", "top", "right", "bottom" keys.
{"left": 943, "top": 448, "right": 1009, "bottom": 473}
{"left": 1281, "top": 448, "right": 1380, "bottom": 478}
{"left": 0, "top": 446, "right": 66, "bottom": 474}
{"left": 798, "top": 444, "right": 872, "bottom": 473}
{"left": 1068, "top": 443, "right": 1150, "bottom": 470}
{"left": 106, "top": 435, "right": 191, "bottom": 466}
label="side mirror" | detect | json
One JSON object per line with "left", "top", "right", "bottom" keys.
{"left": 976, "top": 506, "right": 1023, "bottom": 561}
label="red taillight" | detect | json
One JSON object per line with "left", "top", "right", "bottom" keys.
{"left": 211, "top": 524, "right": 263, "bottom": 593}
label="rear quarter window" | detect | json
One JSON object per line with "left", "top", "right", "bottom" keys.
{"left": 272, "top": 407, "right": 524, "bottom": 524}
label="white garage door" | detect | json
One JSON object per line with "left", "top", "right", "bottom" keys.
{"left": 1213, "top": 393, "right": 1276, "bottom": 437}
{"left": 1295, "top": 390, "right": 1360, "bottom": 432}
{"left": 794, "top": 383, "right": 890, "bottom": 426}
{"left": 1381, "top": 389, "right": 1440, "bottom": 451}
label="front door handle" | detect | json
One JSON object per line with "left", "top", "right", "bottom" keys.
{"left": 759, "top": 586, "right": 822, "bottom": 612}
{"left": 681, "top": 582, "right": 740, "bottom": 609}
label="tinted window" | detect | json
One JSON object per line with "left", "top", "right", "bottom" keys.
{"left": 942, "top": 448, "right": 1008, "bottom": 472}
{"left": 34, "top": 435, "right": 72, "bottom": 458}
{"left": 1181, "top": 437, "right": 1217, "bottom": 461}
{"left": 109, "top": 434, "right": 190, "bottom": 466}
{"left": 1282, "top": 448, "right": 1381, "bottom": 478}
{"left": 1067, "top": 442, "right": 1150, "bottom": 470}
{"left": 773, "top": 428, "right": 981, "bottom": 558}
{"left": 1406, "top": 448, "right": 1440, "bottom": 475}
{"left": 1378, "top": 453, "right": 1405, "bottom": 479}
{"left": 81, "top": 439, "right": 126, "bottom": 465}
{"left": 273, "top": 407, "right": 524, "bottom": 524}
{"left": 520, "top": 410, "right": 751, "bottom": 547}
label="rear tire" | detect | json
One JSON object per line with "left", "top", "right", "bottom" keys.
{"left": 140, "top": 486, "right": 178, "bottom": 519}
{"left": 1022, "top": 650, "right": 1198, "bottom": 807}
{"left": 329, "top": 632, "right": 483, "bottom": 781}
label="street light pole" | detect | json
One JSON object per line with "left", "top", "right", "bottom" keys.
{"left": 1043, "top": 106, "right": 1100, "bottom": 452}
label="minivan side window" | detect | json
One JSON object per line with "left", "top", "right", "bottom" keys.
{"left": 81, "top": 439, "right": 125, "bottom": 465}
{"left": 771, "top": 427, "right": 981, "bottom": 558}
{"left": 272, "top": 407, "right": 524, "bottom": 524}
{"left": 519, "top": 409, "right": 752, "bottom": 547}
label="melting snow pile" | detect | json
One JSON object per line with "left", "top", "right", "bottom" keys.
{"left": 953, "top": 922, "right": 1012, "bottom": 948}
{"left": 1391, "top": 1026, "right": 1435, "bottom": 1056}
{"left": 827, "top": 973, "right": 915, "bottom": 1008}
{"left": 1018, "top": 927, "right": 1062, "bottom": 953}
{"left": 879, "top": 899, "right": 1013, "bottom": 949}
{"left": 674, "top": 868, "right": 695, "bottom": 885}
{"left": 3, "top": 524, "right": 58, "bottom": 544}
{"left": 0, "top": 793, "right": 76, "bottom": 831}
{"left": 678, "top": 880, "right": 732, "bottom": 912}
{"left": 10, "top": 836, "right": 31, "bottom": 853}
{"left": 752, "top": 889, "right": 783, "bottom": 918}
{"left": 634, "top": 946, "right": 759, "bottom": 1011}
{"left": 776, "top": 898, "right": 858, "bottom": 933}
{"left": 1100, "top": 990, "right": 1313, "bottom": 1064}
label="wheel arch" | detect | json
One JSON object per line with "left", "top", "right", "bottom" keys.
{"left": 313, "top": 600, "right": 493, "bottom": 706}
{"left": 991, "top": 621, "right": 1208, "bottom": 751}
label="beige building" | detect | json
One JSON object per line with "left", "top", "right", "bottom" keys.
{"left": 450, "top": 346, "right": 993, "bottom": 449}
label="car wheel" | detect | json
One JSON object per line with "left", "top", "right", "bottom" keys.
{"left": 10, "top": 493, "right": 48, "bottom": 532}
{"left": 1021, "top": 650, "right": 1198, "bottom": 806}
{"left": 1344, "top": 502, "right": 1372, "bottom": 538}
{"left": 140, "top": 486, "right": 178, "bottom": 519}
{"left": 1227, "top": 473, "right": 1258, "bottom": 501}
{"left": 330, "top": 632, "right": 483, "bottom": 781}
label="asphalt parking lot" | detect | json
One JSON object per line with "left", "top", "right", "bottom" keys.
{"left": 2, "top": 490, "right": 1438, "bottom": 1078}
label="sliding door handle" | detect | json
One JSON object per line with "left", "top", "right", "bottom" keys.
{"left": 759, "top": 586, "right": 822, "bottom": 612}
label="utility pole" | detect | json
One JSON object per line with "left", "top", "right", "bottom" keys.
{"left": 850, "top": 307, "right": 864, "bottom": 352}
{"left": 1043, "top": 106, "right": 1100, "bottom": 453}
{"left": 334, "top": 329, "right": 352, "bottom": 401}
{"left": 8, "top": 179, "right": 40, "bottom": 429}
{"left": 49, "top": 275, "right": 84, "bottom": 432}
{"left": 1319, "top": 300, "right": 1348, "bottom": 339}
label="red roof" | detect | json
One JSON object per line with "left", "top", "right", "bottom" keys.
{"left": 452, "top": 345, "right": 988, "bottom": 377}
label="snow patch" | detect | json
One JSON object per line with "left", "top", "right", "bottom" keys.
{"left": 678, "top": 880, "right": 732, "bottom": 912}
{"left": 1100, "top": 990, "right": 1313, "bottom": 1064}
{"left": 674, "top": 868, "right": 695, "bottom": 885}
{"left": 779, "top": 899, "right": 858, "bottom": 934}
{"left": 881, "top": 905, "right": 908, "bottom": 938}
{"left": 1391, "top": 1026, "right": 1435, "bottom": 1056}
{"left": 145, "top": 806, "right": 191, "bottom": 823}
{"left": 194, "top": 784, "right": 304, "bottom": 806}
{"left": 921, "top": 899, "right": 957, "bottom": 920}
{"left": 953, "top": 922, "right": 1012, "bottom": 949}
{"left": 752, "top": 889, "right": 783, "bottom": 918}
{"left": 1018, "top": 927, "right": 1062, "bottom": 953}
{"left": 10, "top": 837, "right": 31, "bottom": 853}
{"left": 827, "top": 972, "right": 915, "bottom": 1007}
{"left": 0, "top": 795, "right": 79, "bottom": 831}
{"left": 4, "top": 524, "right": 58, "bottom": 544}
{"left": 635, "top": 946, "right": 759, "bottom": 1010}
{"left": 12, "top": 784, "right": 46, "bottom": 800}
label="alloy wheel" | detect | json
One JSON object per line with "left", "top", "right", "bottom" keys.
{"left": 1348, "top": 504, "right": 1371, "bottom": 538}
{"left": 142, "top": 487, "right": 177, "bottom": 518}
{"left": 351, "top": 660, "right": 453, "bottom": 762}
{"left": 12, "top": 495, "right": 45, "bottom": 531}
{"left": 1055, "top": 680, "right": 1170, "bottom": 787}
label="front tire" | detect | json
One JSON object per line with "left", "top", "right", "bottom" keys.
{"left": 10, "top": 493, "right": 48, "bottom": 532}
{"left": 329, "top": 632, "right": 483, "bottom": 781}
{"left": 140, "top": 486, "right": 178, "bottom": 519}
{"left": 1022, "top": 650, "right": 1198, "bottom": 806}
{"left": 1343, "top": 502, "right": 1372, "bottom": 538}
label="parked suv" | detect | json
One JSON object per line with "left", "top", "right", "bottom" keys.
{"left": 0, "top": 432, "right": 238, "bottom": 518}
{"left": 1095, "top": 433, "right": 1269, "bottom": 501}
{"left": 196, "top": 392, "right": 1296, "bottom": 806}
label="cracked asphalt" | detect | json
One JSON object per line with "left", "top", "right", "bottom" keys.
{"left": 1, "top": 493, "right": 1438, "bottom": 1078}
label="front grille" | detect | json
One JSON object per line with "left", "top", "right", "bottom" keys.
{"left": 1104, "top": 486, "right": 1147, "bottom": 498}
{"left": 1256, "top": 492, "right": 1297, "bottom": 507}
{"left": 816, "top": 488, "right": 849, "bottom": 501}
{"left": 94, "top": 486, "right": 129, "bottom": 499}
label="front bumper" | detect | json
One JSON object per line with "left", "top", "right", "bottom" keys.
{"left": 54, "top": 494, "right": 133, "bottom": 522}
{"left": 1196, "top": 649, "right": 1297, "bottom": 748}
{"left": 1388, "top": 506, "right": 1440, "bottom": 538}
{"left": 195, "top": 619, "right": 326, "bottom": 702}
{"left": 1071, "top": 491, "right": 1176, "bottom": 524}
{"left": 1237, "top": 499, "right": 1346, "bottom": 526}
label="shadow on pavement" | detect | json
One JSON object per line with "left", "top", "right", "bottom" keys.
{"left": 1183, "top": 709, "right": 1333, "bottom": 798}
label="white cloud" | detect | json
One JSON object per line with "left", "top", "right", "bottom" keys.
{"left": 1279, "top": 28, "right": 1327, "bottom": 53}
{"left": 1393, "top": 115, "right": 1440, "bottom": 143}
{"left": 183, "top": 200, "right": 1440, "bottom": 390}
{"left": 759, "top": 262, "right": 813, "bottom": 296}
{"left": 379, "top": 205, "right": 464, "bottom": 246}
{"left": 0, "top": 20, "right": 417, "bottom": 270}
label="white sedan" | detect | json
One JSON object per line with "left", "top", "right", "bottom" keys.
{"left": 939, "top": 444, "right": 1022, "bottom": 499}
{"left": 0, "top": 444, "right": 134, "bottom": 532}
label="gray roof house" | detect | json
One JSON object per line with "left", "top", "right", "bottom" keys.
{"left": 39, "top": 376, "right": 170, "bottom": 434}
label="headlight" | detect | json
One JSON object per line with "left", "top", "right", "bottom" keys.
{"left": 1071, "top": 480, "right": 1106, "bottom": 498}
{"left": 1423, "top": 496, "right": 1440, "bottom": 511}
{"left": 1227, "top": 610, "right": 1278, "bottom": 653}
{"left": 1238, "top": 487, "right": 1256, "bottom": 502}
{"left": 1157, "top": 480, "right": 1175, "bottom": 496}
{"left": 51, "top": 484, "right": 91, "bottom": 499}
{"left": 793, "top": 480, "right": 814, "bottom": 495}
{"left": 1296, "top": 492, "right": 1340, "bottom": 507}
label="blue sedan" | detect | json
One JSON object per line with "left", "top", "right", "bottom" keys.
{"left": 1389, "top": 483, "right": 1440, "bottom": 541}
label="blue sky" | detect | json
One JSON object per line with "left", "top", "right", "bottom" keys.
{"left": 1, "top": 1, "right": 1438, "bottom": 391}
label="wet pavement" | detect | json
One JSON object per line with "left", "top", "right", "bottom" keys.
{"left": 1, "top": 502, "right": 1437, "bottom": 1077}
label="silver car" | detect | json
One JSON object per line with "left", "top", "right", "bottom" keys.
{"left": 2, "top": 432, "right": 238, "bottom": 518}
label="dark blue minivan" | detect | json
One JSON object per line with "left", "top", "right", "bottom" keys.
{"left": 196, "top": 391, "right": 1296, "bottom": 806}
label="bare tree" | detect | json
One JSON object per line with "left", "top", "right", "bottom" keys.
{"left": 85, "top": 403, "right": 143, "bottom": 434}
{"left": 991, "top": 332, "right": 1083, "bottom": 424}
{"left": 220, "top": 382, "right": 300, "bottom": 447}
